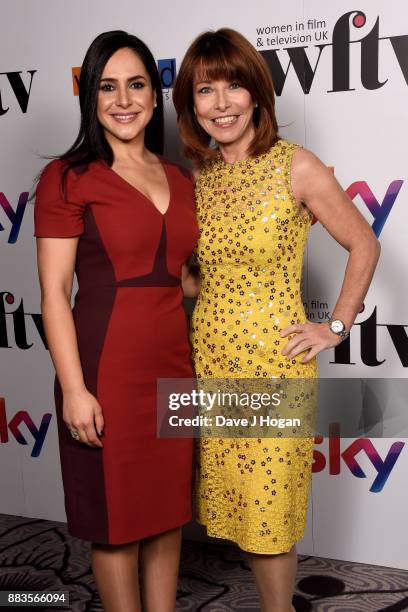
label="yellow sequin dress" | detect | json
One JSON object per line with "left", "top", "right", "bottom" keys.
{"left": 191, "top": 139, "right": 317, "bottom": 554}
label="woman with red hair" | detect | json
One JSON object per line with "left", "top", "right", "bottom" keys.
{"left": 174, "top": 28, "right": 379, "bottom": 611}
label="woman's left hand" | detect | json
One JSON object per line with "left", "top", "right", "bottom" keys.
{"left": 280, "top": 321, "right": 343, "bottom": 363}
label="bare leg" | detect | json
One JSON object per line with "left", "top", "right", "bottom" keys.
{"left": 140, "top": 527, "right": 182, "bottom": 612}
{"left": 247, "top": 545, "right": 297, "bottom": 612}
{"left": 92, "top": 541, "right": 141, "bottom": 612}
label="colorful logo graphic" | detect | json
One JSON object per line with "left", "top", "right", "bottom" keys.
{"left": 157, "top": 58, "right": 176, "bottom": 89}
{"left": 0, "top": 191, "right": 30, "bottom": 244}
{"left": 259, "top": 11, "right": 408, "bottom": 95}
{"left": 346, "top": 180, "right": 403, "bottom": 237}
{"left": 314, "top": 425, "right": 405, "bottom": 492}
{"left": 0, "top": 70, "right": 37, "bottom": 115}
{"left": 72, "top": 59, "right": 177, "bottom": 96}
{"left": 311, "top": 178, "right": 403, "bottom": 238}
{"left": 72, "top": 66, "right": 81, "bottom": 96}
{"left": 0, "top": 397, "right": 52, "bottom": 458}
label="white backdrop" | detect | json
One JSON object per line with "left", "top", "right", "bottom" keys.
{"left": 1, "top": 0, "right": 407, "bottom": 569}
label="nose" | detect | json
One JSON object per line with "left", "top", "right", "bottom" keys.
{"left": 116, "top": 84, "right": 131, "bottom": 108}
{"left": 214, "top": 88, "right": 231, "bottom": 112}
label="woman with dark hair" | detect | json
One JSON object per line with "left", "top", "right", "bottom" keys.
{"left": 35, "top": 31, "right": 198, "bottom": 611}
{"left": 173, "top": 28, "right": 380, "bottom": 611}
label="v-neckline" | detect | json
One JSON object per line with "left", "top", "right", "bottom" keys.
{"left": 101, "top": 155, "right": 172, "bottom": 217}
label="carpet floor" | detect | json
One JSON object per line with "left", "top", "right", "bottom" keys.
{"left": 0, "top": 514, "right": 407, "bottom": 611}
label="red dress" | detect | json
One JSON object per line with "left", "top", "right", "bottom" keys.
{"left": 34, "top": 158, "right": 199, "bottom": 545}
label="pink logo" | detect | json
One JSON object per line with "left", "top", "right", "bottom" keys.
{"left": 314, "top": 424, "right": 405, "bottom": 492}
{"left": 0, "top": 192, "right": 29, "bottom": 244}
{"left": 311, "top": 178, "right": 403, "bottom": 238}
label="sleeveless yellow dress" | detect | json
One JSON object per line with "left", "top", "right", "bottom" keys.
{"left": 191, "top": 139, "right": 317, "bottom": 554}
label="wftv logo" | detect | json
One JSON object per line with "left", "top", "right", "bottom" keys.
{"left": 260, "top": 10, "right": 408, "bottom": 95}
{"left": 0, "top": 397, "right": 52, "bottom": 458}
{"left": 333, "top": 307, "right": 408, "bottom": 367}
{"left": 314, "top": 424, "right": 405, "bottom": 492}
{"left": 0, "top": 70, "right": 37, "bottom": 114}
{"left": 0, "top": 292, "right": 47, "bottom": 350}
{"left": 1, "top": 292, "right": 407, "bottom": 368}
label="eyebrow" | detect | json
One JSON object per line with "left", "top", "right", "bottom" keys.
{"left": 100, "top": 75, "right": 147, "bottom": 82}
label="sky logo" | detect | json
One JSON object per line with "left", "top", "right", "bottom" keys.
{"left": 157, "top": 58, "right": 176, "bottom": 90}
{"left": 346, "top": 180, "right": 404, "bottom": 237}
{"left": 0, "top": 397, "right": 52, "bottom": 458}
{"left": 0, "top": 192, "right": 30, "bottom": 244}
{"left": 314, "top": 424, "right": 405, "bottom": 492}
{"left": 311, "top": 178, "right": 403, "bottom": 238}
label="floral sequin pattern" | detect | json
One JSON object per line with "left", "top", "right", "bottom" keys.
{"left": 192, "top": 140, "right": 317, "bottom": 553}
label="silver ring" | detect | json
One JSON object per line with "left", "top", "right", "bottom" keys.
{"left": 70, "top": 429, "right": 80, "bottom": 440}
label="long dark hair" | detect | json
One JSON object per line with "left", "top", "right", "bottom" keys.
{"left": 61, "top": 30, "right": 164, "bottom": 171}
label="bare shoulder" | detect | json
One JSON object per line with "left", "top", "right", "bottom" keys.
{"left": 292, "top": 147, "right": 327, "bottom": 176}
{"left": 291, "top": 147, "right": 336, "bottom": 201}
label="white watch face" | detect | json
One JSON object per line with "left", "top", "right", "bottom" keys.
{"left": 331, "top": 319, "right": 344, "bottom": 333}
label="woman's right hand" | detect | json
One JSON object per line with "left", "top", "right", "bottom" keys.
{"left": 63, "top": 389, "right": 104, "bottom": 448}
{"left": 182, "top": 261, "right": 200, "bottom": 298}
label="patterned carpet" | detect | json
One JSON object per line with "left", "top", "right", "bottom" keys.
{"left": 0, "top": 514, "right": 407, "bottom": 611}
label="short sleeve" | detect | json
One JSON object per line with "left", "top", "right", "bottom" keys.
{"left": 34, "top": 160, "right": 85, "bottom": 237}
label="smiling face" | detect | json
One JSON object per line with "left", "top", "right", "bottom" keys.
{"left": 193, "top": 78, "right": 256, "bottom": 150}
{"left": 97, "top": 47, "right": 156, "bottom": 146}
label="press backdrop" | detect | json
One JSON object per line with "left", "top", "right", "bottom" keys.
{"left": 1, "top": 0, "right": 407, "bottom": 569}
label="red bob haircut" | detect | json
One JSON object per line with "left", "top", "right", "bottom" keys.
{"left": 173, "top": 28, "right": 279, "bottom": 163}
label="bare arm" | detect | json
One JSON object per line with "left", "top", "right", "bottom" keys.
{"left": 281, "top": 148, "right": 380, "bottom": 362}
{"left": 37, "top": 237, "right": 104, "bottom": 446}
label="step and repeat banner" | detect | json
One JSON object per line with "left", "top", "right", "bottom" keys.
{"left": 1, "top": 0, "right": 407, "bottom": 568}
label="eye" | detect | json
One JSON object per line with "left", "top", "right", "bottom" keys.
{"left": 100, "top": 83, "right": 115, "bottom": 92}
{"left": 130, "top": 81, "right": 145, "bottom": 89}
{"left": 197, "top": 86, "right": 211, "bottom": 94}
{"left": 229, "top": 82, "right": 241, "bottom": 89}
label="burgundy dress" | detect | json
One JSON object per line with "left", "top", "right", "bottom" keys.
{"left": 35, "top": 158, "right": 199, "bottom": 544}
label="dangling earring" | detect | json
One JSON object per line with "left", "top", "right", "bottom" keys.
{"left": 254, "top": 102, "right": 259, "bottom": 108}
{"left": 154, "top": 102, "right": 157, "bottom": 108}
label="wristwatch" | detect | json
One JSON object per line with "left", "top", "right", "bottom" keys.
{"left": 328, "top": 318, "right": 349, "bottom": 340}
